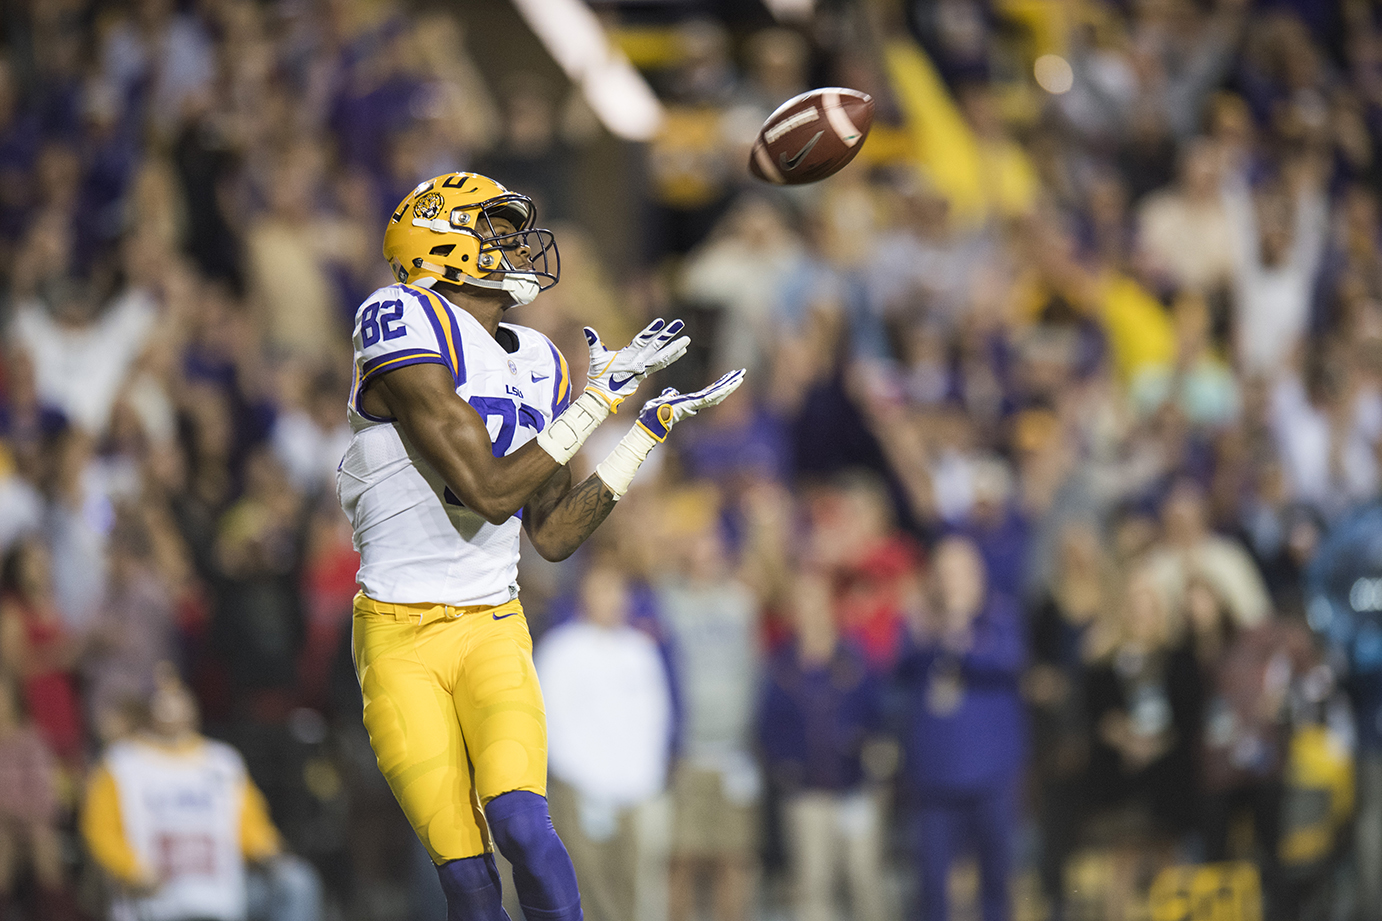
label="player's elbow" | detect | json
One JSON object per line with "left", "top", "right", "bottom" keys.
{"left": 530, "top": 536, "right": 576, "bottom": 563}
{"left": 448, "top": 486, "right": 521, "bottom": 526}
{"left": 473, "top": 500, "right": 519, "bottom": 526}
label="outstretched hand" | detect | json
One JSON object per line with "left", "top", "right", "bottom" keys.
{"left": 635, "top": 369, "right": 747, "bottom": 442}
{"left": 583, "top": 319, "right": 690, "bottom": 411}
{"left": 592, "top": 368, "right": 748, "bottom": 502}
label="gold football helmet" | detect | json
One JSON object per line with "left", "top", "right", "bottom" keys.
{"left": 382, "top": 172, "right": 559, "bottom": 306}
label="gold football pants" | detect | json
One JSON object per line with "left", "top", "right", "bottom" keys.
{"left": 352, "top": 592, "right": 548, "bottom": 863}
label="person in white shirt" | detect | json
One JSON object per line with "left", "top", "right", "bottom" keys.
{"left": 269, "top": 364, "right": 354, "bottom": 495}
{"left": 1136, "top": 139, "right": 1237, "bottom": 296}
{"left": 81, "top": 665, "right": 321, "bottom": 921}
{"left": 1144, "top": 479, "right": 1272, "bottom": 631}
{"left": 10, "top": 276, "right": 156, "bottom": 437}
{"left": 1269, "top": 357, "right": 1382, "bottom": 517}
{"left": 1222, "top": 160, "right": 1329, "bottom": 375}
{"left": 536, "top": 560, "right": 674, "bottom": 921}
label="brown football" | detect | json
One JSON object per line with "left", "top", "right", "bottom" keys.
{"left": 748, "top": 87, "right": 873, "bottom": 185}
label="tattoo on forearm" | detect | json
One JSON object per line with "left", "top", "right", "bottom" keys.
{"left": 563, "top": 474, "right": 616, "bottom": 536}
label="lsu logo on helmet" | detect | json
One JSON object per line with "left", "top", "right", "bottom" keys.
{"left": 383, "top": 172, "right": 560, "bottom": 307}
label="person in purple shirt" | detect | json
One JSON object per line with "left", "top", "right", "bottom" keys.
{"left": 945, "top": 455, "right": 1030, "bottom": 602}
{"left": 759, "top": 572, "right": 887, "bottom": 921}
{"left": 897, "top": 536, "right": 1026, "bottom": 921}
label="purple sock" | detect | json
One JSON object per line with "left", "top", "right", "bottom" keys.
{"left": 485, "top": 790, "right": 583, "bottom": 921}
{"left": 435, "top": 853, "right": 510, "bottom": 921}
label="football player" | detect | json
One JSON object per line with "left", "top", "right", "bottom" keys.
{"left": 338, "top": 171, "right": 744, "bottom": 921}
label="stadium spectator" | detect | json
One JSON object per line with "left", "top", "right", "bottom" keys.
{"left": 1306, "top": 504, "right": 1382, "bottom": 921}
{"left": 1026, "top": 520, "right": 1110, "bottom": 920}
{"left": 898, "top": 536, "right": 1024, "bottom": 921}
{"left": 10, "top": 274, "right": 156, "bottom": 438}
{"left": 81, "top": 665, "right": 321, "bottom": 921}
{"left": 1144, "top": 478, "right": 1272, "bottom": 630}
{"left": 679, "top": 196, "right": 805, "bottom": 381}
{"left": 205, "top": 447, "right": 306, "bottom": 715}
{"left": 646, "top": 19, "right": 742, "bottom": 259}
{"left": 0, "top": 672, "right": 64, "bottom": 918}
{"left": 866, "top": 172, "right": 991, "bottom": 326}
{"left": 808, "top": 472, "right": 921, "bottom": 674}
{"left": 1191, "top": 575, "right": 1316, "bottom": 914}
{"left": 1128, "top": 290, "right": 1241, "bottom": 429}
{"left": 657, "top": 491, "right": 762, "bottom": 921}
{"left": 537, "top": 560, "right": 675, "bottom": 921}
{"left": 83, "top": 510, "right": 178, "bottom": 743}
{"left": 945, "top": 454, "right": 1029, "bottom": 601}
{"left": 1268, "top": 344, "right": 1382, "bottom": 517}
{"left": 269, "top": 364, "right": 354, "bottom": 496}
{"left": 0, "top": 536, "right": 84, "bottom": 768}
{"left": 1082, "top": 566, "right": 1204, "bottom": 911}
{"left": 0, "top": 380, "right": 45, "bottom": 554}
{"left": 96, "top": 0, "right": 215, "bottom": 141}
{"left": 46, "top": 427, "right": 111, "bottom": 631}
{"left": 759, "top": 571, "right": 888, "bottom": 921}
{"left": 1135, "top": 138, "right": 1237, "bottom": 298}
{"left": 244, "top": 144, "right": 359, "bottom": 365}
{"left": 1223, "top": 155, "right": 1330, "bottom": 376}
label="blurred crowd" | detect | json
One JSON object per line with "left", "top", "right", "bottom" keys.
{"left": 1, "top": 0, "right": 1382, "bottom": 920}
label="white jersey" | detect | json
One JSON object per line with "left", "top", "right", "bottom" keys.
{"left": 336, "top": 284, "right": 572, "bottom": 607}
{"left": 106, "top": 738, "right": 250, "bottom": 921}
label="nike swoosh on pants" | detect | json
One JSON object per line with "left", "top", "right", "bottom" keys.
{"left": 493, "top": 611, "right": 521, "bottom": 620}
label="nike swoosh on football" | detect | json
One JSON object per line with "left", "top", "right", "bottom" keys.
{"left": 493, "top": 611, "right": 521, "bottom": 620}
{"left": 609, "top": 374, "right": 637, "bottom": 390}
{"left": 780, "top": 130, "right": 824, "bottom": 171}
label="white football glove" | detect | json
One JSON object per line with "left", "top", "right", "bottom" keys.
{"left": 633, "top": 370, "right": 747, "bottom": 442}
{"left": 596, "top": 369, "right": 747, "bottom": 499}
{"left": 583, "top": 319, "right": 690, "bottom": 412}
